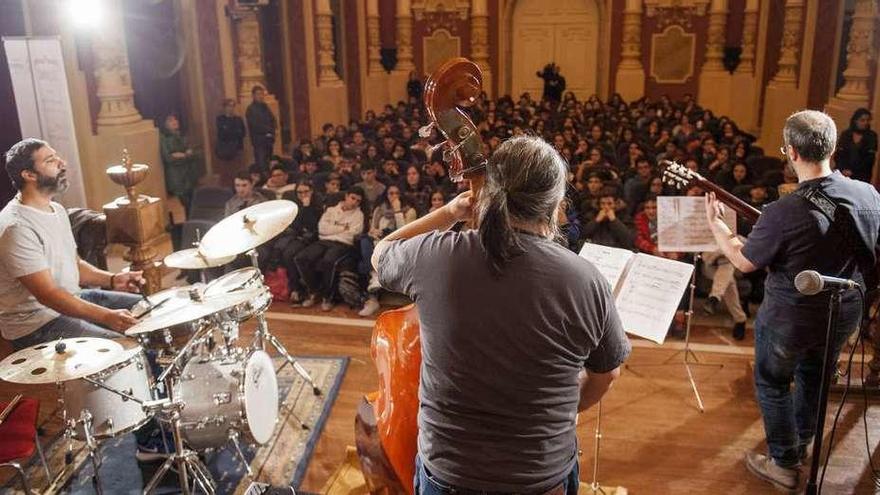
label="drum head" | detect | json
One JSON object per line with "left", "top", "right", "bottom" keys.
{"left": 244, "top": 350, "right": 279, "bottom": 444}
{"left": 204, "top": 268, "right": 261, "bottom": 297}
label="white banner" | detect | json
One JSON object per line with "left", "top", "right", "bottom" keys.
{"left": 3, "top": 37, "right": 86, "bottom": 207}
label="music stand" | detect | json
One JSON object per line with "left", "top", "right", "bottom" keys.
{"left": 627, "top": 198, "right": 735, "bottom": 413}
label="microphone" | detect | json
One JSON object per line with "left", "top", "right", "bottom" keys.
{"left": 794, "top": 270, "right": 860, "bottom": 295}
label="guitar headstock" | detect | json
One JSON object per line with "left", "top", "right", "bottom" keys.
{"left": 661, "top": 159, "right": 703, "bottom": 190}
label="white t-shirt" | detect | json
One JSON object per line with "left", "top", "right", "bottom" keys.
{"left": 0, "top": 196, "right": 80, "bottom": 340}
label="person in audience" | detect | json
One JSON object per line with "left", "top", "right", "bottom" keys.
{"left": 428, "top": 191, "right": 447, "bottom": 213}
{"left": 245, "top": 85, "right": 276, "bottom": 171}
{"left": 294, "top": 187, "right": 366, "bottom": 311}
{"left": 379, "top": 158, "right": 402, "bottom": 185}
{"left": 623, "top": 157, "right": 654, "bottom": 215}
{"left": 400, "top": 164, "right": 434, "bottom": 215}
{"left": 354, "top": 163, "right": 386, "bottom": 209}
{"left": 215, "top": 98, "right": 246, "bottom": 186}
{"left": 160, "top": 114, "right": 198, "bottom": 213}
{"left": 261, "top": 164, "right": 296, "bottom": 199}
{"left": 225, "top": 171, "right": 267, "bottom": 217}
{"left": 292, "top": 139, "right": 317, "bottom": 164}
{"left": 359, "top": 184, "right": 419, "bottom": 317}
{"left": 701, "top": 249, "right": 748, "bottom": 340}
{"left": 280, "top": 180, "right": 323, "bottom": 305}
{"left": 582, "top": 190, "right": 633, "bottom": 249}
{"left": 321, "top": 172, "right": 345, "bottom": 207}
{"left": 717, "top": 162, "right": 750, "bottom": 193}
{"left": 835, "top": 108, "right": 877, "bottom": 183}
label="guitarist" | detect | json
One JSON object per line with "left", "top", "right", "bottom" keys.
{"left": 705, "top": 110, "right": 880, "bottom": 493}
{"left": 372, "top": 136, "right": 630, "bottom": 495}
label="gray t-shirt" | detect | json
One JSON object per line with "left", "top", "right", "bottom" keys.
{"left": 379, "top": 229, "right": 630, "bottom": 492}
{"left": 0, "top": 197, "right": 80, "bottom": 340}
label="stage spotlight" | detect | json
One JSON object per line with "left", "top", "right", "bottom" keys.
{"left": 66, "top": 0, "right": 104, "bottom": 30}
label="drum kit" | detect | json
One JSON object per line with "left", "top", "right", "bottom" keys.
{"left": 0, "top": 200, "right": 318, "bottom": 495}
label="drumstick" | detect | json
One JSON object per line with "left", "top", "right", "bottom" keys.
{"left": 134, "top": 296, "right": 170, "bottom": 319}
{"left": 0, "top": 394, "right": 23, "bottom": 426}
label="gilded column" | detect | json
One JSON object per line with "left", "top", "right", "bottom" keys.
{"left": 614, "top": 0, "right": 645, "bottom": 102}
{"left": 315, "top": 0, "right": 341, "bottom": 84}
{"left": 701, "top": 0, "right": 728, "bottom": 72}
{"left": 367, "top": 0, "right": 383, "bottom": 75}
{"left": 395, "top": 0, "right": 415, "bottom": 72}
{"left": 234, "top": 9, "right": 268, "bottom": 99}
{"left": 835, "top": 0, "right": 877, "bottom": 101}
{"left": 772, "top": 0, "right": 804, "bottom": 86}
{"left": 737, "top": 0, "right": 758, "bottom": 74}
{"left": 471, "top": 0, "right": 492, "bottom": 95}
{"left": 91, "top": 1, "right": 143, "bottom": 129}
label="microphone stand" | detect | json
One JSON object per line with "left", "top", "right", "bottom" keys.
{"left": 805, "top": 288, "right": 843, "bottom": 495}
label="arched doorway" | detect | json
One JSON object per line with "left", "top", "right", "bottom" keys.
{"left": 509, "top": 0, "right": 601, "bottom": 100}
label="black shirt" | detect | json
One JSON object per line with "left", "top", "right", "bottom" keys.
{"left": 742, "top": 171, "right": 880, "bottom": 337}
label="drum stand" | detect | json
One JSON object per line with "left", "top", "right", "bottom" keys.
{"left": 247, "top": 249, "right": 322, "bottom": 396}
{"left": 59, "top": 410, "right": 104, "bottom": 495}
{"left": 626, "top": 254, "right": 723, "bottom": 412}
{"left": 142, "top": 399, "right": 216, "bottom": 495}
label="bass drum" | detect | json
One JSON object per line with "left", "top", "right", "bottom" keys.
{"left": 175, "top": 350, "right": 279, "bottom": 450}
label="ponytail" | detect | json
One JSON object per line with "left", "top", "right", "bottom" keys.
{"left": 479, "top": 188, "right": 525, "bottom": 276}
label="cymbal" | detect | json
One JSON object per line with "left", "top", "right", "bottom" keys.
{"left": 164, "top": 248, "right": 235, "bottom": 270}
{"left": 0, "top": 338, "right": 126, "bottom": 384}
{"left": 198, "top": 200, "right": 298, "bottom": 259}
{"left": 125, "top": 286, "right": 266, "bottom": 336}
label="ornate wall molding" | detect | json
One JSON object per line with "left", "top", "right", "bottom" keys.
{"left": 738, "top": 4, "right": 758, "bottom": 74}
{"left": 367, "top": 0, "right": 383, "bottom": 74}
{"left": 411, "top": 0, "right": 470, "bottom": 20}
{"left": 396, "top": 0, "right": 416, "bottom": 71}
{"left": 650, "top": 25, "right": 696, "bottom": 84}
{"left": 644, "top": 0, "right": 710, "bottom": 30}
{"left": 772, "top": 0, "right": 804, "bottom": 85}
{"left": 422, "top": 28, "right": 461, "bottom": 75}
{"left": 836, "top": 0, "right": 877, "bottom": 100}
{"left": 92, "top": 0, "right": 143, "bottom": 128}
{"left": 470, "top": 0, "right": 489, "bottom": 79}
{"left": 315, "top": 0, "right": 341, "bottom": 84}
{"left": 234, "top": 9, "right": 268, "bottom": 99}
{"left": 701, "top": 0, "right": 728, "bottom": 72}
{"left": 619, "top": 0, "right": 644, "bottom": 71}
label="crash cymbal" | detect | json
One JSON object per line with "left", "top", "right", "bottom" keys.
{"left": 198, "top": 200, "right": 298, "bottom": 259}
{"left": 125, "top": 286, "right": 266, "bottom": 336}
{"left": 164, "top": 248, "right": 235, "bottom": 270}
{"left": 0, "top": 338, "right": 125, "bottom": 384}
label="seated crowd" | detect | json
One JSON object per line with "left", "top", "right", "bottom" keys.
{"left": 205, "top": 91, "right": 873, "bottom": 331}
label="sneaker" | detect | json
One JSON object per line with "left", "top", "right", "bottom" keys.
{"left": 702, "top": 296, "right": 720, "bottom": 315}
{"left": 358, "top": 298, "right": 381, "bottom": 317}
{"left": 136, "top": 430, "right": 175, "bottom": 462}
{"left": 288, "top": 291, "right": 302, "bottom": 306}
{"left": 321, "top": 300, "right": 334, "bottom": 311}
{"left": 301, "top": 295, "right": 319, "bottom": 308}
{"left": 733, "top": 322, "right": 746, "bottom": 341}
{"left": 745, "top": 451, "right": 800, "bottom": 493}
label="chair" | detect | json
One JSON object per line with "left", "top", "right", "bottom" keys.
{"left": 0, "top": 397, "right": 51, "bottom": 494}
{"left": 180, "top": 186, "right": 234, "bottom": 250}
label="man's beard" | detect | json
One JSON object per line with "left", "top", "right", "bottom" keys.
{"left": 37, "top": 171, "right": 69, "bottom": 195}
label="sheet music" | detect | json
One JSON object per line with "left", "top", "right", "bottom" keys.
{"left": 615, "top": 253, "right": 694, "bottom": 344}
{"left": 578, "top": 242, "right": 635, "bottom": 293}
{"left": 656, "top": 196, "right": 736, "bottom": 252}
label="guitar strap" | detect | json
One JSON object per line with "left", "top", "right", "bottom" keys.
{"left": 793, "top": 183, "right": 877, "bottom": 292}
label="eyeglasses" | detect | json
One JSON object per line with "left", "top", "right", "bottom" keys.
{"left": 296, "top": 190, "right": 310, "bottom": 195}
{"left": 779, "top": 144, "right": 788, "bottom": 158}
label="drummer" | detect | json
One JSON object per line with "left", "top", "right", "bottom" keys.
{"left": 0, "top": 139, "right": 145, "bottom": 351}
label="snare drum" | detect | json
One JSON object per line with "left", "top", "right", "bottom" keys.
{"left": 204, "top": 268, "right": 272, "bottom": 322}
{"left": 131, "top": 286, "right": 206, "bottom": 353}
{"left": 174, "top": 350, "right": 279, "bottom": 450}
{"left": 63, "top": 345, "right": 154, "bottom": 439}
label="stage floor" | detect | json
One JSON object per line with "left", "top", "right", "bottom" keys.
{"left": 2, "top": 300, "right": 879, "bottom": 494}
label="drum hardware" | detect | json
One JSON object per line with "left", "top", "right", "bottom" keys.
{"left": 246, "top": 248, "right": 322, "bottom": 397}
{"left": 60, "top": 409, "right": 104, "bottom": 495}
{"left": 142, "top": 399, "right": 216, "bottom": 495}
{"left": 228, "top": 430, "right": 254, "bottom": 479}
{"left": 156, "top": 320, "right": 213, "bottom": 384}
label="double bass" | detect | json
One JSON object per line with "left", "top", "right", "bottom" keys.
{"left": 355, "top": 58, "right": 487, "bottom": 494}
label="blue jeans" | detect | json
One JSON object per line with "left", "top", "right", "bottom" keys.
{"left": 11, "top": 289, "right": 143, "bottom": 350}
{"left": 753, "top": 301, "right": 861, "bottom": 468}
{"left": 414, "top": 455, "right": 579, "bottom": 495}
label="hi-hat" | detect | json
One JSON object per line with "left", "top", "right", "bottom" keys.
{"left": 0, "top": 338, "right": 125, "bottom": 384}
{"left": 198, "top": 200, "right": 298, "bottom": 259}
{"left": 125, "top": 286, "right": 266, "bottom": 336}
{"left": 164, "top": 248, "right": 235, "bottom": 270}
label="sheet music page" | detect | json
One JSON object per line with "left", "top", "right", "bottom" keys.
{"left": 656, "top": 196, "right": 736, "bottom": 252}
{"left": 615, "top": 253, "right": 694, "bottom": 344}
{"left": 578, "top": 242, "right": 635, "bottom": 293}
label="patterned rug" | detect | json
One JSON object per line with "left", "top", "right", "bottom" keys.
{"left": 1, "top": 356, "right": 348, "bottom": 494}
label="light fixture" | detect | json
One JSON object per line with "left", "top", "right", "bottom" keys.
{"left": 66, "top": 0, "right": 105, "bottom": 31}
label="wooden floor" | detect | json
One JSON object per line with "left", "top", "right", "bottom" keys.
{"left": 3, "top": 301, "right": 880, "bottom": 494}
